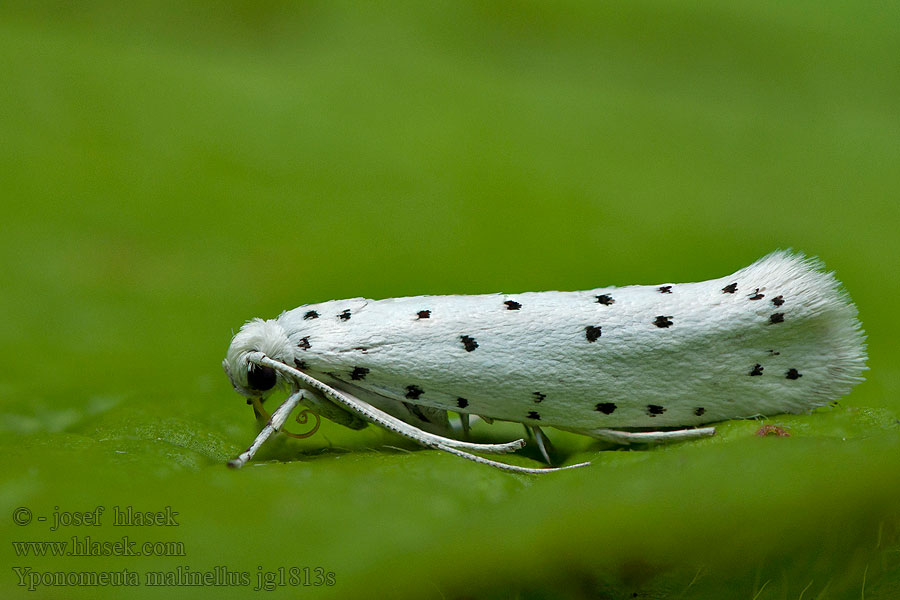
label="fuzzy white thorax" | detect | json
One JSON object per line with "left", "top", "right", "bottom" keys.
{"left": 223, "top": 318, "right": 294, "bottom": 396}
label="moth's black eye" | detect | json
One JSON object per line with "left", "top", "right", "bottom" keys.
{"left": 247, "top": 364, "right": 277, "bottom": 391}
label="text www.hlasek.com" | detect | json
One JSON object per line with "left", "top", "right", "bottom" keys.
{"left": 13, "top": 536, "right": 185, "bottom": 557}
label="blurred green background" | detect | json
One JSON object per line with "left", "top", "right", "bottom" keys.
{"left": 2, "top": 1, "right": 899, "bottom": 598}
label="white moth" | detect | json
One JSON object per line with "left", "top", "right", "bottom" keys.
{"left": 223, "top": 251, "right": 866, "bottom": 473}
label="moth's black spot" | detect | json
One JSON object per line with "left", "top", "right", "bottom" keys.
{"left": 353, "top": 346, "right": 368, "bottom": 352}
{"left": 294, "top": 359, "right": 308, "bottom": 370}
{"left": 585, "top": 325, "right": 602, "bottom": 342}
{"left": 405, "top": 385, "right": 424, "bottom": 399}
{"left": 297, "top": 336, "right": 311, "bottom": 350}
{"left": 653, "top": 315, "right": 673, "bottom": 328}
{"left": 658, "top": 285, "right": 672, "bottom": 294}
{"left": 303, "top": 310, "right": 319, "bottom": 320}
{"left": 460, "top": 335, "right": 479, "bottom": 352}
{"left": 647, "top": 404, "right": 666, "bottom": 416}
{"left": 770, "top": 312, "right": 785, "bottom": 324}
{"left": 749, "top": 288, "right": 764, "bottom": 301}
{"left": 457, "top": 398, "right": 469, "bottom": 409}
{"left": 417, "top": 310, "right": 431, "bottom": 319}
{"left": 247, "top": 364, "right": 277, "bottom": 392}
{"left": 533, "top": 391, "right": 546, "bottom": 403}
{"left": 786, "top": 368, "right": 802, "bottom": 380}
{"left": 504, "top": 300, "right": 521, "bottom": 310}
{"left": 350, "top": 366, "right": 370, "bottom": 381}
{"left": 595, "top": 402, "right": 617, "bottom": 415}
{"left": 772, "top": 295, "right": 785, "bottom": 307}
{"left": 338, "top": 309, "right": 352, "bottom": 321}
{"left": 596, "top": 294, "right": 615, "bottom": 305}
{"left": 694, "top": 407, "right": 706, "bottom": 416}
{"left": 767, "top": 349, "right": 781, "bottom": 356}
{"left": 527, "top": 411, "right": 541, "bottom": 420}
{"left": 749, "top": 363, "right": 764, "bottom": 376}
{"left": 722, "top": 282, "right": 738, "bottom": 294}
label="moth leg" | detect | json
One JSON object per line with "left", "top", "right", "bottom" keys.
{"left": 400, "top": 402, "right": 452, "bottom": 435}
{"left": 459, "top": 414, "right": 492, "bottom": 429}
{"left": 458, "top": 413, "right": 471, "bottom": 438}
{"left": 228, "top": 389, "right": 306, "bottom": 468}
{"left": 585, "top": 427, "right": 716, "bottom": 445}
{"left": 249, "top": 353, "right": 525, "bottom": 455}
{"left": 436, "top": 443, "right": 590, "bottom": 474}
{"left": 530, "top": 426, "right": 555, "bottom": 465}
{"left": 329, "top": 378, "right": 454, "bottom": 436}
{"left": 299, "top": 388, "right": 368, "bottom": 431}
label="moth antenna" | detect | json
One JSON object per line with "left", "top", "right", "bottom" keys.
{"left": 436, "top": 443, "right": 590, "bottom": 474}
{"left": 248, "top": 353, "right": 526, "bottom": 455}
{"left": 579, "top": 427, "right": 716, "bottom": 445}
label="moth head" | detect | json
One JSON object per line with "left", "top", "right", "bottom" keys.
{"left": 223, "top": 318, "right": 294, "bottom": 399}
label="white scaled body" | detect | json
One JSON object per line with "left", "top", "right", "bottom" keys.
{"left": 224, "top": 251, "right": 866, "bottom": 472}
